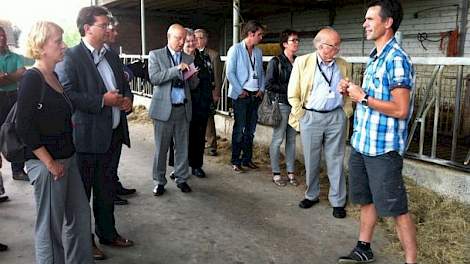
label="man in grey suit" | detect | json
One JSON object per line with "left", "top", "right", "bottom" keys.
{"left": 148, "top": 24, "right": 194, "bottom": 196}
{"left": 56, "top": 6, "right": 134, "bottom": 260}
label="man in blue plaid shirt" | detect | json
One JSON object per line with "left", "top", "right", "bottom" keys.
{"left": 337, "top": 1, "right": 418, "bottom": 263}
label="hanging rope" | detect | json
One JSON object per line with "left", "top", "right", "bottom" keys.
{"left": 416, "top": 32, "right": 441, "bottom": 50}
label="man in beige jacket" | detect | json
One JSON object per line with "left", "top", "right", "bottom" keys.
{"left": 288, "top": 27, "right": 352, "bottom": 218}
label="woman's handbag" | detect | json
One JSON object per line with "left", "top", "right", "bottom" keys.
{"left": 257, "top": 92, "right": 282, "bottom": 127}
{"left": 0, "top": 103, "right": 26, "bottom": 162}
{"left": 0, "top": 68, "right": 46, "bottom": 162}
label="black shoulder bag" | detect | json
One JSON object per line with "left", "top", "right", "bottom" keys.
{"left": 0, "top": 68, "right": 46, "bottom": 162}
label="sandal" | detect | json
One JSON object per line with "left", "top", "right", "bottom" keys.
{"left": 287, "top": 172, "right": 298, "bottom": 186}
{"left": 272, "top": 174, "right": 286, "bottom": 187}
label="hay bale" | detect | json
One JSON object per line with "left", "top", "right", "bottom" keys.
{"left": 128, "top": 105, "right": 152, "bottom": 124}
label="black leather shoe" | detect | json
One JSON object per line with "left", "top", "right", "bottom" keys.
{"left": 176, "top": 182, "right": 192, "bottom": 193}
{"left": 298, "top": 198, "right": 319, "bottom": 209}
{"left": 153, "top": 185, "right": 165, "bottom": 196}
{"left": 116, "top": 184, "right": 136, "bottom": 196}
{"left": 0, "top": 242, "right": 8, "bottom": 251}
{"left": 12, "top": 171, "right": 29, "bottom": 181}
{"left": 114, "top": 195, "right": 128, "bottom": 205}
{"left": 169, "top": 171, "right": 175, "bottom": 180}
{"left": 0, "top": 196, "right": 8, "bottom": 203}
{"left": 333, "top": 207, "right": 347, "bottom": 218}
{"left": 192, "top": 168, "right": 206, "bottom": 178}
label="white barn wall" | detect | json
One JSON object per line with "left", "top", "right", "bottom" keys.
{"left": 223, "top": 0, "right": 469, "bottom": 57}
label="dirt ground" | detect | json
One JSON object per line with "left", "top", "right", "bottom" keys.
{"left": 0, "top": 122, "right": 400, "bottom": 264}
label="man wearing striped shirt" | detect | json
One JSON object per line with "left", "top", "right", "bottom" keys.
{"left": 338, "top": 1, "right": 418, "bottom": 264}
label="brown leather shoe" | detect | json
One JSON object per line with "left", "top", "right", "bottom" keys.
{"left": 93, "top": 244, "right": 106, "bottom": 260}
{"left": 242, "top": 161, "right": 259, "bottom": 169}
{"left": 100, "top": 235, "right": 134, "bottom": 248}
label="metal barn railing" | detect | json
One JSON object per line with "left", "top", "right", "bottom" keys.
{"left": 121, "top": 54, "right": 470, "bottom": 171}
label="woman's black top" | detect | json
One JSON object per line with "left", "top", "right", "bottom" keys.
{"left": 16, "top": 68, "right": 75, "bottom": 160}
{"left": 265, "top": 52, "right": 296, "bottom": 105}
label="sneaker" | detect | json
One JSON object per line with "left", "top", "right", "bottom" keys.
{"left": 338, "top": 246, "right": 375, "bottom": 263}
{"left": 232, "top": 165, "right": 244, "bottom": 173}
{"left": 12, "top": 171, "right": 29, "bottom": 181}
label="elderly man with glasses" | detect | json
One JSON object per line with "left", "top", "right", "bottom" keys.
{"left": 288, "top": 27, "right": 352, "bottom": 218}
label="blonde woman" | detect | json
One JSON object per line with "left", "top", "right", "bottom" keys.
{"left": 16, "top": 21, "right": 93, "bottom": 264}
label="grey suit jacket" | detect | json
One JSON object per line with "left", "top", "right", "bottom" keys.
{"left": 55, "top": 41, "right": 132, "bottom": 154}
{"left": 148, "top": 47, "right": 192, "bottom": 122}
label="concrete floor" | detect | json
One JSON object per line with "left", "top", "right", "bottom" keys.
{"left": 0, "top": 122, "right": 400, "bottom": 264}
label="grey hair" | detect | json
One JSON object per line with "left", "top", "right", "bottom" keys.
{"left": 194, "top": 28, "right": 208, "bottom": 38}
{"left": 185, "top": 28, "right": 194, "bottom": 37}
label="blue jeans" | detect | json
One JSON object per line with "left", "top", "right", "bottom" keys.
{"left": 231, "top": 96, "right": 260, "bottom": 166}
{"left": 269, "top": 104, "right": 296, "bottom": 173}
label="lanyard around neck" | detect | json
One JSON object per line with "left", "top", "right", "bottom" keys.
{"left": 246, "top": 46, "right": 256, "bottom": 72}
{"left": 167, "top": 47, "right": 181, "bottom": 66}
{"left": 316, "top": 58, "right": 333, "bottom": 88}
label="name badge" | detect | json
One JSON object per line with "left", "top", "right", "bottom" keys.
{"left": 327, "top": 91, "right": 336, "bottom": 99}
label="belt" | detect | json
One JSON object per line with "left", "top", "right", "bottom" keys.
{"left": 172, "top": 103, "right": 185, "bottom": 107}
{"left": 243, "top": 89, "right": 258, "bottom": 95}
{"left": 303, "top": 106, "right": 340, "bottom": 113}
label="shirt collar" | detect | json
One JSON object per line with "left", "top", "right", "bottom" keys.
{"left": 167, "top": 45, "right": 180, "bottom": 56}
{"left": 0, "top": 49, "right": 12, "bottom": 57}
{"left": 317, "top": 54, "right": 335, "bottom": 67}
{"left": 369, "top": 37, "right": 396, "bottom": 60}
{"left": 82, "top": 38, "right": 106, "bottom": 57}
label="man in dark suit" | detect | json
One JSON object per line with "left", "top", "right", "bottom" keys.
{"left": 56, "top": 6, "right": 134, "bottom": 260}
{"left": 194, "top": 29, "right": 222, "bottom": 157}
{"left": 148, "top": 24, "right": 193, "bottom": 196}
{"left": 105, "top": 15, "right": 137, "bottom": 206}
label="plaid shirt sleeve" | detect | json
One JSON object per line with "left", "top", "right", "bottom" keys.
{"left": 387, "top": 53, "right": 413, "bottom": 90}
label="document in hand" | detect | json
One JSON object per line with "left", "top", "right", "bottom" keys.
{"left": 183, "top": 63, "right": 198, "bottom": 80}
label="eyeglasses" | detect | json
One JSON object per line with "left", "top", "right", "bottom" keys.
{"left": 92, "top": 23, "right": 111, "bottom": 30}
{"left": 288, "top": 38, "right": 300, "bottom": 43}
{"left": 321, "top": 42, "right": 340, "bottom": 50}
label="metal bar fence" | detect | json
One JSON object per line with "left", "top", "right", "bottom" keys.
{"left": 121, "top": 54, "right": 470, "bottom": 171}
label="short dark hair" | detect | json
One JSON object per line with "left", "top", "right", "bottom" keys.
{"left": 279, "top": 29, "right": 298, "bottom": 50}
{"left": 76, "top": 6, "right": 109, "bottom": 37}
{"left": 241, "top": 20, "right": 265, "bottom": 39}
{"left": 367, "top": 0, "right": 403, "bottom": 33}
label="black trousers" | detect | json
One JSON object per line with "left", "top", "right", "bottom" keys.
{"left": 0, "top": 91, "right": 25, "bottom": 173}
{"left": 110, "top": 141, "right": 123, "bottom": 190}
{"left": 77, "top": 125, "right": 124, "bottom": 241}
{"left": 188, "top": 115, "right": 209, "bottom": 169}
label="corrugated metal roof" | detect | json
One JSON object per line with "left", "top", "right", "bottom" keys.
{"left": 98, "top": 0, "right": 365, "bottom": 17}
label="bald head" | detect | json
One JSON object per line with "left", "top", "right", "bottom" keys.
{"left": 313, "top": 27, "right": 340, "bottom": 49}
{"left": 167, "top": 24, "right": 186, "bottom": 52}
{"left": 313, "top": 27, "right": 341, "bottom": 62}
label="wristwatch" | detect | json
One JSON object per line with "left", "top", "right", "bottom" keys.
{"left": 360, "top": 94, "right": 369, "bottom": 106}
